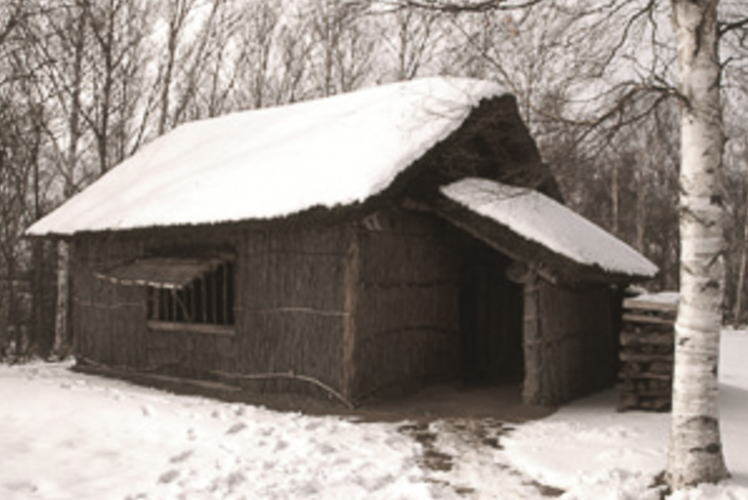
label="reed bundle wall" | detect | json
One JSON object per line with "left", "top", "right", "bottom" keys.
{"left": 71, "top": 212, "right": 626, "bottom": 408}
{"left": 236, "top": 225, "right": 348, "bottom": 398}
{"left": 522, "top": 280, "right": 619, "bottom": 405}
{"left": 350, "top": 209, "right": 463, "bottom": 401}
{"left": 72, "top": 223, "right": 349, "bottom": 401}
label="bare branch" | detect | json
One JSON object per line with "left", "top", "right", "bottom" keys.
{"left": 719, "top": 17, "right": 748, "bottom": 36}
{"left": 388, "top": 0, "right": 546, "bottom": 13}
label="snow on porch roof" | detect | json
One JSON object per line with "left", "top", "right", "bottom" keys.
{"left": 26, "top": 77, "right": 506, "bottom": 237}
{"left": 440, "top": 178, "right": 658, "bottom": 279}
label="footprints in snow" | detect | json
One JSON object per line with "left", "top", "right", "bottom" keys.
{"left": 226, "top": 422, "right": 246, "bottom": 435}
{"left": 169, "top": 450, "right": 193, "bottom": 464}
{"left": 4, "top": 480, "right": 39, "bottom": 494}
{"left": 157, "top": 418, "right": 262, "bottom": 488}
{"left": 399, "top": 422, "right": 455, "bottom": 473}
{"left": 158, "top": 469, "right": 180, "bottom": 484}
{"left": 398, "top": 419, "right": 563, "bottom": 498}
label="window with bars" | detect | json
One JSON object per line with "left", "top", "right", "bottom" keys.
{"left": 146, "top": 261, "right": 235, "bottom": 327}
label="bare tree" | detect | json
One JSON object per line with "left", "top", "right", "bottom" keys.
{"left": 306, "top": 0, "right": 377, "bottom": 96}
{"left": 219, "top": 0, "right": 283, "bottom": 110}
{"left": 0, "top": 1, "right": 48, "bottom": 357}
{"left": 383, "top": 8, "right": 443, "bottom": 81}
{"left": 80, "top": 0, "right": 155, "bottom": 173}
{"left": 156, "top": 0, "right": 199, "bottom": 134}
{"left": 164, "top": 0, "right": 236, "bottom": 127}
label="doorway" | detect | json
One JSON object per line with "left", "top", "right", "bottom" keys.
{"left": 459, "top": 240, "right": 524, "bottom": 386}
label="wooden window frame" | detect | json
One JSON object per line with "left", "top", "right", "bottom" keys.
{"left": 146, "top": 320, "right": 234, "bottom": 336}
{"left": 147, "top": 260, "right": 235, "bottom": 336}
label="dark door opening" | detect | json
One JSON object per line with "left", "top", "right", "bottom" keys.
{"left": 460, "top": 242, "right": 524, "bottom": 386}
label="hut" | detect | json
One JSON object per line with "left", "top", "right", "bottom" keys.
{"left": 26, "top": 77, "right": 657, "bottom": 407}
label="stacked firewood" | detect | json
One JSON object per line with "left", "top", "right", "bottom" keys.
{"left": 618, "top": 294, "right": 677, "bottom": 412}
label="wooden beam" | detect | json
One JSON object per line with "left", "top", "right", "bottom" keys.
{"left": 211, "top": 271, "right": 218, "bottom": 324}
{"left": 622, "top": 313, "right": 675, "bottom": 325}
{"left": 200, "top": 276, "right": 207, "bottom": 323}
{"left": 620, "top": 331, "right": 674, "bottom": 345}
{"left": 222, "top": 263, "right": 228, "bottom": 324}
{"left": 341, "top": 228, "right": 360, "bottom": 403}
{"left": 74, "top": 362, "right": 242, "bottom": 394}
{"left": 147, "top": 320, "right": 234, "bottom": 336}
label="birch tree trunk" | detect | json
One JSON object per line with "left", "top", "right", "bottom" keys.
{"left": 667, "top": 0, "right": 729, "bottom": 489}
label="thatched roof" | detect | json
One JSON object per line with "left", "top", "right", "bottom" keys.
{"left": 27, "top": 77, "right": 505, "bottom": 237}
{"left": 437, "top": 178, "right": 657, "bottom": 282}
{"left": 26, "top": 76, "right": 656, "bottom": 283}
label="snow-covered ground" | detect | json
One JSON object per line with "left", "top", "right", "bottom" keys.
{"left": 0, "top": 362, "right": 546, "bottom": 499}
{"left": 504, "top": 328, "right": 748, "bottom": 500}
{"left": 1, "top": 329, "right": 746, "bottom": 499}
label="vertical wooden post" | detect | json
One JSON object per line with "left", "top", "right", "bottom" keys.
{"left": 191, "top": 282, "right": 197, "bottom": 322}
{"left": 228, "top": 262, "right": 235, "bottom": 325}
{"left": 168, "top": 289, "right": 176, "bottom": 321}
{"left": 29, "top": 239, "right": 54, "bottom": 357}
{"left": 211, "top": 272, "right": 218, "bottom": 324}
{"left": 222, "top": 263, "right": 229, "bottom": 324}
{"left": 342, "top": 227, "right": 360, "bottom": 404}
{"left": 521, "top": 272, "right": 541, "bottom": 404}
{"left": 159, "top": 289, "right": 165, "bottom": 321}
{"left": 200, "top": 277, "right": 207, "bottom": 323}
{"left": 53, "top": 240, "right": 71, "bottom": 356}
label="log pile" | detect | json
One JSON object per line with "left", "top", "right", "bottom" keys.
{"left": 618, "top": 294, "right": 677, "bottom": 412}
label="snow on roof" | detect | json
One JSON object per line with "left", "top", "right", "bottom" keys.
{"left": 441, "top": 178, "right": 658, "bottom": 278}
{"left": 27, "top": 77, "right": 505, "bottom": 236}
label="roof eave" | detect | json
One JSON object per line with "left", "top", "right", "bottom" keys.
{"left": 430, "top": 196, "right": 657, "bottom": 287}
{"left": 23, "top": 230, "right": 73, "bottom": 241}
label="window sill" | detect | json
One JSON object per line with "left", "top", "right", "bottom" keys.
{"left": 147, "top": 320, "right": 235, "bottom": 336}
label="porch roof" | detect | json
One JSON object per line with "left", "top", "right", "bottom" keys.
{"left": 437, "top": 178, "right": 658, "bottom": 283}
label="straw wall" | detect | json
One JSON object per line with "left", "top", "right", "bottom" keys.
{"left": 73, "top": 233, "right": 148, "bottom": 368}
{"left": 72, "top": 222, "right": 350, "bottom": 400}
{"left": 350, "top": 209, "right": 462, "bottom": 402}
{"left": 235, "top": 224, "right": 349, "bottom": 398}
{"left": 522, "top": 279, "right": 619, "bottom": 405}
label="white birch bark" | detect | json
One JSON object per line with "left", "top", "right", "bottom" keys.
{"left": 667, "top": 0, "right": 729, "bottom": 489}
